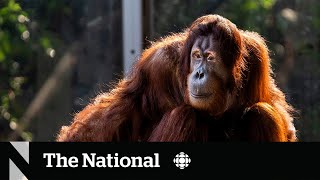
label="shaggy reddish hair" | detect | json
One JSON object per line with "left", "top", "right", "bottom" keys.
{"left": 56, "top": 14, "right": 297, "bottom": 142}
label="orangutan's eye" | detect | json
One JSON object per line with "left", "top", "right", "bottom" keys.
{"left": 192, "top": 51, "right": 202, "bottom": 59}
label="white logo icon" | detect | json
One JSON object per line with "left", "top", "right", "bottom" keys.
{"left": 173, "top": 152, "right": 191, "bottom": 169}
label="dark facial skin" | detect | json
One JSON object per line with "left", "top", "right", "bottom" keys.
{"left": 187, "top": 35, "right": 234, "bottom": 116}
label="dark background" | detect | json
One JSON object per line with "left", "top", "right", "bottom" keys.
{"left": 0, "top": 0, "right": 319, "bottom": 141}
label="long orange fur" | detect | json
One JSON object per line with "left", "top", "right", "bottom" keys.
{"left": 56, "top": 15, "right": 297, "bottom": 142}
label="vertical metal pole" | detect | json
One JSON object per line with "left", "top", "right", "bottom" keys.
{"left": 122, "top": 0, "right": 142, "bottom": 76}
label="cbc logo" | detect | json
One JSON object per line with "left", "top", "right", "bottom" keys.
{"left": 173, "top": 152, "right": 191, "bottom": 169}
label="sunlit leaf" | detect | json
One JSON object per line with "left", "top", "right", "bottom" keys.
{"left": 244, "top": 0, "right": 258, "bottom": 11}
{"left": 40, "top": 37, "right": 52, "bottom": 49}
{"left": 0, "top": 51, "right": 5, "bottom": 62}
{"left": 16, "top": 23, "right": 27, "bottom": 33}
{"left": 8, "top": 0, "right": 22, "bottom": 12}
{"left": 262, "top": 0, "right": 276, "bottom": 9}
{"left": 21, "top": 131, "right": 33, "bottom": 141}
{"left": 1, "top": 95, "right": 9, "bottom": 105}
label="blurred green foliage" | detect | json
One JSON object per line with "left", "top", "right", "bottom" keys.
{"left": 0, "top": 0, "right": 60, "bottom": 141}
{"left": 216, "top": 0, "right": 276, "bottom": 33}
{"left": 0, "top": 0, "right": 85, "bottom": 141}
{"left": 0, "top": 0, "right": 32, "bottom": 140}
